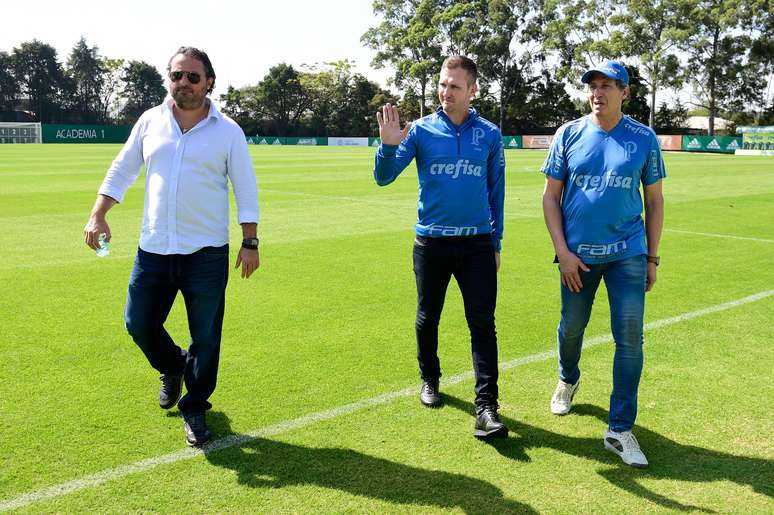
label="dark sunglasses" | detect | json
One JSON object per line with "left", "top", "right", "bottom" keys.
{"left": 169, "top": 71, "right": 202, "bottom": 84}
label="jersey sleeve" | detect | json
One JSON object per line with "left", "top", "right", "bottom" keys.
{"left": 487, "top": 132, "right": 505, "bottom": 253}
{"left": 540, "top": 125, "right": 568, "bottom": 181}
{"left": 642, "top": 132, "right": 667, "bottom": 186}
{"left": 373, "top": 126, "right": 418, "bottom": 186}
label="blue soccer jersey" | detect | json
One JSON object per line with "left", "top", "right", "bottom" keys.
{"left": 540, "top": 115, "right": 666, "bottom": 263}
{"left": 374, "top": 107, "right": 505, "bottom": 251}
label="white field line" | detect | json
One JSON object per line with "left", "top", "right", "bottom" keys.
{"left": 665, "top": 228, "right": 774, "bottom": 244}
{"left": 2, "top": 289, "right": 773, "bottom": 512}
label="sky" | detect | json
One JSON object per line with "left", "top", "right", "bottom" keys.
{"left": 1, "top": 0, "right": 392, "bottom": 97}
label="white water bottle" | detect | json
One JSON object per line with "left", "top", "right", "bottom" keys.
{"left": 96, "top": 233, "right": 110, "bottom": 257}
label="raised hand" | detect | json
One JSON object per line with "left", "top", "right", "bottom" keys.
{"left": 376, "top": 103, "right": 411, "bottom": 145}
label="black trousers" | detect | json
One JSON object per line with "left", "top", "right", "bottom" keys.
{"left": 412, "top": 234, "right": 499, "bottom": 409}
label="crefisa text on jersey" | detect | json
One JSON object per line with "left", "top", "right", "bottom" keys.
{"left": 429, "top": 159, "right": 483, "bottom": 179}
{"left": 574, "top": 170, "right": 633, "bottom": 191}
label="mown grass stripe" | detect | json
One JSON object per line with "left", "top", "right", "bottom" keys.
{"left": 666, "top": 228, "right": 774, "bottom": 244}
{"left": 2, "top": 288, "right": 772, "bottom": 512}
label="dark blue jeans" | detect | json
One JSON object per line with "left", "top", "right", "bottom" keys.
{"left": 413, "top": 234, "right": 499, "bottom": 409}
{"left": 557, "top": 254, "right": 647, "bottom": 432}
{"left": 124, "top": 245, "right": 229, "bottom": 415}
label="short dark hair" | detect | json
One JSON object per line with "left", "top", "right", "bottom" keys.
{"left": 441, "top": 55, "right": 477, "bottom": 85}
{"left": 167, "top": 46, "right": 216, "bottom": 94}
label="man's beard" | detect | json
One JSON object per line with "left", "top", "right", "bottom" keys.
{"left": 172, "top": 88, "right": 206, "bottom": 110}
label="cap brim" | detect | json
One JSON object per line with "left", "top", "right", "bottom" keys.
{"left": 581, "top": 68, "right": 628, "bottom": 85}
{"left": 582, "top": 69, "right": 608, "bottom": 83}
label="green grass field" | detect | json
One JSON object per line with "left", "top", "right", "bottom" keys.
{"left": 0, "top": 144, "right": 772, "bottom": 513}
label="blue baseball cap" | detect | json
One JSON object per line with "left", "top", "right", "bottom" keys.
{"left": 581, "top": 60, "right": 629, "bottom": 86}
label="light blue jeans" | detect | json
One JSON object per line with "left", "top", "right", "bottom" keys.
{"left": 557, "top": 254, "right": 646, "bottom": 432}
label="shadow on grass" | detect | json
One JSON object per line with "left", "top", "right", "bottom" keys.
{"left": 201, "top": 411, "right": 535, "bottom": 514}
{"left": 443, "top": 395, "right": 773, "bottom": 513}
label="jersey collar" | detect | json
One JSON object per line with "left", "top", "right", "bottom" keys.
{"left": 436, "top": 106, "right": 479, "bottom": 130}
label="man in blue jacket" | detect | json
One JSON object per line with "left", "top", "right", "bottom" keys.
{"left": 374, "top": 55, "right": 507, "bottom": 438}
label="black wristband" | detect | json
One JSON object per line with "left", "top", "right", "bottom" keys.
{"left": 242, "top": 238, "right": 259, "bottom": 250}
{"left": 647, "top": 255, "right": 660, "bottom": 266}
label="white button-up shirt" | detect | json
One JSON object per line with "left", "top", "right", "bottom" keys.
{"left": 99, "top": 98, "right": 259, "bottom": 255}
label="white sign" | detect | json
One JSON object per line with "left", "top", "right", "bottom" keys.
{"left": 328, "top": 137, "right": 369, "bottom": 147}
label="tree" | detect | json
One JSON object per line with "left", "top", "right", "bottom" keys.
{"left": 623, "top": 64, "right": 651, "bottom": 124}
{"left": 470, "top": 0, "right": 544, "bottom": 130}
{"left": 344, "top": 72, "right": 397, "bottom": 135}
{"left": 685, "top": 0, "right": 764, "bottom": 134}
{"left": 362, "top": 0, "right": 444, "bottom": 117}
{"left": 220, "top": 85, "right": 263, "bottom": 135}
{"left": 523, "top": 70, "right": 581, "bottom": 130}
{"left": 98, "top": 58, "right": 125, "bottom": 123}
{"left": 301, "top": 60, "right": 397, "bottom": 136}
{"left": 541, "top": 0, "right": 627, "bottom": 81}
{"left": 432, "top": 0, "right": 481, "bottom": 56}
{"left": 257, "top": 63, "right": 310, "bottom": 136}
{"left": 0, "top": 51, "right": 17, "bottom": 117}
{"left": 11, "top": 40, "right": 68, "bottom": 122}
{"left": 66, "top": 37, "right": 105, "bottom": 123}
{"left": 655, "top": 98, "right": 689, "bottom": 130}
{"left": 118, "top": 61, "right": 166, "bottom": 124}
{"left": 747, "top": 0, "right": 773, "bottom": 123}
{"left": 300, "top": 61, "right": 349, "bottom": 136}
{"left": 608, "top": 0, "right": 694, "bottom": 128}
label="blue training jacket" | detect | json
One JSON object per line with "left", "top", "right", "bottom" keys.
{"left": 373, "top": 107, "right": 505, "bottom": 252}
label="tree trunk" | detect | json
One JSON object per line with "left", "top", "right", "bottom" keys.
{"left": 499, "top": 87, "right": 504, "bottom": 132}
{"left": 708, "top": 27, "right": 720, "bottom": 136}
{"left": 420, "top": 79, "right": 426, "bottom": 118}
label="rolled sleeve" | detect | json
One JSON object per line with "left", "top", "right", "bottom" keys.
{"left": 227, "top": 128, "right": 260, "bottom": 224}
{"left": 98, "top": 117, "right": 146, "bottom": 202}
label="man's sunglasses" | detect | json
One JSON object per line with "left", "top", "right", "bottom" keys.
{"left": 169, "top": 71, "right": 202, "bottom": 84}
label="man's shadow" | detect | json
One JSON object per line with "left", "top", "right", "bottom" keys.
{"left": 443, "top": 395, "right": 773, "bottom": 513}
{"left": 201, "top": 411, "right": 536, "bottom": 514}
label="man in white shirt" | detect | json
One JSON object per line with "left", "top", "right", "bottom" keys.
{"left": 83, "top": 47, "right": 259, "bottom": 447}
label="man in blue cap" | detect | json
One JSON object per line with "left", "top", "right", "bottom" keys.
{"left": 540, "top": 60, "right": 665, "bottom": 467}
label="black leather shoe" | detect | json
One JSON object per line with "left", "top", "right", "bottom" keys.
{"left": 183, "top": 412, "right": 211, "bottom": 447}
{"left": 159, "top": 373, "right": 184, "bottom": 409}
{"left": 474, "top": 405, "right": 508, "bottom": 439}
{"left": 420, "top": 379, "right": 442, "bottom": 407}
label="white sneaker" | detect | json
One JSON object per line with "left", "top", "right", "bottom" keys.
{"left": 550, "top": 379, "right": 579, "bottom": 415}
{"left": 604, "top": 429, "right": 649, "bottom": 468}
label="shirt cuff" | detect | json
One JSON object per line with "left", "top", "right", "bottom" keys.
{"left": 237, "top": 211, "right": 260, "bottom": 225}
{"left": 97, "top": 185, "right": 125, "bottom": 203}
{"left": 379, "top": 144, "right": 398, "bottom": 157}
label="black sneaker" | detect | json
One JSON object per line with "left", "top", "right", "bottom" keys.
{"left": 474, "top": 405, "right": 508, "bottom": 439}
{"left": 420, "top": 378, "right": 442, "bottom": 407}
{"left": 159, "top": 373, "right": 184, "bottom": 409}
{"left": 183, "top": 412, "right": 211, "bottom": 447}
